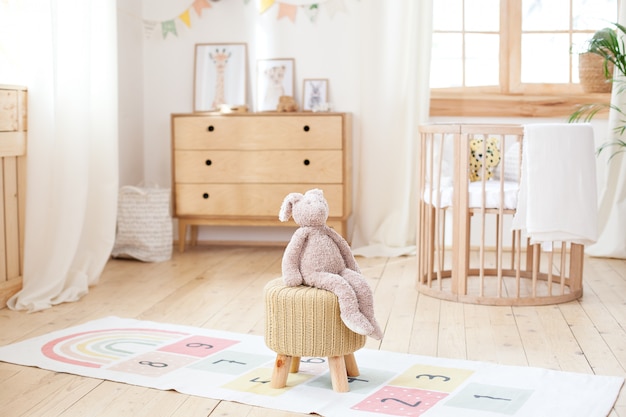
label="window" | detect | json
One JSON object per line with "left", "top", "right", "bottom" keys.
{"left": 430, "top": 0, "right": 619, "bottom": 117}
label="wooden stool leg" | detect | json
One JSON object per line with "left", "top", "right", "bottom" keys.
{"left": 270, "top": 354, "right": 292, "bottom": 389}
{"left": 328, "top": 356, "right": 349, "bottom": 392}
{"left": 289, "top": 356, "right": 301, "bottom": 373}
{"left": 344, "top": 353, "right": 360, "bottom": 377}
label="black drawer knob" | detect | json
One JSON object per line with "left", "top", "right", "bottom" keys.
{"left": 205, "top": 159, "right": 212, "bottom": 166}
{"left": 303, "top": 159, "right": 310, "bottom": 166}
{"left": 202, "top": 193, "right": 209, "bottom": 199}
{"left": 303, "top": 125, "right": 310, "bottom": 132}
{"left": 207, "top": 125, "right": 215, "bottom": 132}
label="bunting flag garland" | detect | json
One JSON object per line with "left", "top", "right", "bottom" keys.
{"left": 179, "top": 10, "right": 192, "bottom": 28}
{"left": 140, "top": 0, "right": 211, "bottom": 40}
{"left": 277, "top": 3, "right": 297, "bottom": 22}
{"left": 137, "top": 0, "right": 353, "bottom": 41}
{"left": 323, "top": 0, "right": 346, "bottom": 19}
{"left": 142, "top": 20, "right": 159, "bottom": 40}
{"left": 258, "top": 0, "right": 349, "bottom": 23}
{"left": 302, "top": 3, "right": 320, "bottom": 23}
{"left": 192, "top": 0, "right": 212, "bottom": 16}
{"left": 259, "top": 0, "right": 275, "bottom": 14}
{"left": 161, "top": 20, "right": 177, "bottom": 38}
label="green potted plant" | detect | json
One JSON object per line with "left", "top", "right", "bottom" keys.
{"left": 570, "top": 23, "right": 626, "bottom": 159}
{"left": 578, "top": 27, "right": 615, "bottom": 93}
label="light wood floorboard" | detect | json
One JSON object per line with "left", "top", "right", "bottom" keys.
{"left": 0, "top": 246, "right": 625, "bottom": 416}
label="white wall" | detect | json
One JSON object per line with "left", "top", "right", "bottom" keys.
{"left": 118, "top": 0, "right": 145, "bottom": 187}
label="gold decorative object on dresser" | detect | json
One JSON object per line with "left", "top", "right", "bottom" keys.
{"left": 170, "top": 112, "right": 352, "bottom": 251}
{"left": 0, "top": 85, "right": 27, "bottom": 307}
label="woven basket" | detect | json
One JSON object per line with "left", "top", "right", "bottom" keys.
{"left": 579, "top": 52, "right": 613, "bottom": 93}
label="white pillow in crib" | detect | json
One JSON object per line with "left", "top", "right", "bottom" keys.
{"left": 493, "top": 141, "right": 521, "bottom": 182}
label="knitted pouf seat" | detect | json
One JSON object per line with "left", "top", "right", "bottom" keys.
{"left": 264, "top": 277, "right": 366, "bottom": 392}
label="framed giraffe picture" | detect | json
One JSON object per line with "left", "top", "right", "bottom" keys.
{"left": 193, "top": 43, "right": 248, "bottom": 112}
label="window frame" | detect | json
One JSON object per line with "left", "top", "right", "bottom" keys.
{"left": 429, "top": 0, "right": 614, "bottom": 118}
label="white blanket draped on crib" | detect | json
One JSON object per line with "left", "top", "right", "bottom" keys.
{"left": 511, "top": 123, "right": 598, "bottom": 245}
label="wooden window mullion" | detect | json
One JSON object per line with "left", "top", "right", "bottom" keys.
{"left": 508, "top": 0, "right": 522, "bottom": 93}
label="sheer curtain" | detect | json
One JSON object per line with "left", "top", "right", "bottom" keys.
{"left": 586, "top": 2, "right": 626, "bottom": 259}
{"left": 351, "top": 1, "right": 433, "bottom": 257}
{"left": 7, "top": 0, "right": 119, "bottom": 311}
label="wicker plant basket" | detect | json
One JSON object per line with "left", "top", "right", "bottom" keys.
{"left": 579, "top": 52, "right": 613, "bottom": 93}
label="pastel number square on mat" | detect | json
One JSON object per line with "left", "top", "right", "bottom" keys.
{"left": 444, "top": 383, "right": 533, "bottom": 415}
{"left": 222, "top": 367, "right": 313, "bottom": 396}
{"left": 390, "top": 364, "right": 475, "bottom": 392}
{"left": 108, "top": 351, "right": 198, "bottom": 377}
{"left": 158, "top": 335, "right": 239, "bottom": 358}
{"left": 188, "top": 351, "right": 274, "bottom": 375}
{"left": 352, "top": 386, "right": 447, "bottom": 416}
{"left": 307, "top": 367, "right": 396, "bottom": 394}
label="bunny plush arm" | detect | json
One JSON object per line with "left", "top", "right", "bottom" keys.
{"left": 325, "top": 226, "right": 361, "bottom": 273}
{"left": 281, "top": 227, "right": 307, "bottom": 286}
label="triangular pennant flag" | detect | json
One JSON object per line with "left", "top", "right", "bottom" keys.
{"left": 302, "top": 3, "right": 319, "bottom": 22}
{"left": 324, "top": 0, "right": 346, "bottom": 19}
{"left": 161, "top": 20, "right": 177, "bottom": 38}
{"left": 277, "top": 3, "right": 297, "bottom": 22}
{"left": 192, "top": 0, "right": 212, "bottom": 16}
{"left": 259, "top": 0, "right": 275, "bottom": 14}
{"left": 179, "top": 10, "right": 192, "bottom": 28}
{"left": 143, "top": 20, "right": 159, "bottom": 40}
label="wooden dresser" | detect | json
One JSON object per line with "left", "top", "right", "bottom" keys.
{"left": 170, "top": 112, "right": 352, "bottom": 251}
{"left": 0, "top": 85, "right": 27, "bottom": 307}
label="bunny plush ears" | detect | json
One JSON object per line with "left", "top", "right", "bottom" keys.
{"left": 279, "top": 192, "right": 303, "bottom": 222}
{"left": 278, "top": 189, "right": 325, "bottom": 222}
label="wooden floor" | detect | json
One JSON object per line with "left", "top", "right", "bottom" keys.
{"left": 1, "top": 245, "right": 626, "bottom": 416}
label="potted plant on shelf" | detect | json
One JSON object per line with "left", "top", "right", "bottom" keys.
{"left": 579, "top": 27, "right": 614, "bottom": 93}
{"left": 570, "top": 23, "right": 626, "bottom": 159}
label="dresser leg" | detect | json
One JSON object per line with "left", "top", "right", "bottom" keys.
{"left": 190, "top": 225, "right": 199, "bottom": 247}
{"left": 178, "top": 221, "right": 187, "bottom": 252}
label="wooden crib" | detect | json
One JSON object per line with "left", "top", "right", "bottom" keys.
{"left": 416, "top": 124, "right": 584, "bottom": 306}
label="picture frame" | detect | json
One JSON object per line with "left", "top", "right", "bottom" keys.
{"left": 256, "top": 58, "right": 295, "bottom": 112}
{"left": 302, "top": 79, "right": 329, "bottom": 111}
{"left": 193, "top": 43, "right": 248, "bottom": 112}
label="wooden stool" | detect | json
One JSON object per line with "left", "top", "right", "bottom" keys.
{"left": 264, "top": 278, "right": 366, "bottom": 392}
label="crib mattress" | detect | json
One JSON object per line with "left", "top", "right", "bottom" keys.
{"left": 423, "top": 179, "right": 519, "bottom": 209}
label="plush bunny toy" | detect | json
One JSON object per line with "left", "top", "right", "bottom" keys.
{"left": 279, "top": 188, "right": 383, "bottom": 340}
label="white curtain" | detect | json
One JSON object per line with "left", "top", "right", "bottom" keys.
{"left": 351, "top": 1, "right": 433, "bottom": 257}
{"left": 6, "top": 0, "right": 119, "bottom": 311}
{"left": 586, "top": 2, "right": 626, "bottom": 259}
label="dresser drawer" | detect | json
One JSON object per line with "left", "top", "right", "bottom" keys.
{"left": 175, "top": 184, "right": 345, "bottom": 217}
{"left": 173, "top": 114, "right": 343, "bottom": 150}
{"left": 174, "top": 150, "right": 343, "bottom": 183}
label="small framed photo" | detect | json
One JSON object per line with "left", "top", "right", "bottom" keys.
{"left": 302, "top": 79, "right": 329, "bottom": 111}
{"left": 194, "top": 43, "right": 248, "bottom": 112}
{"left": 257, "top": 58, "right": 295, "bottom": 112}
